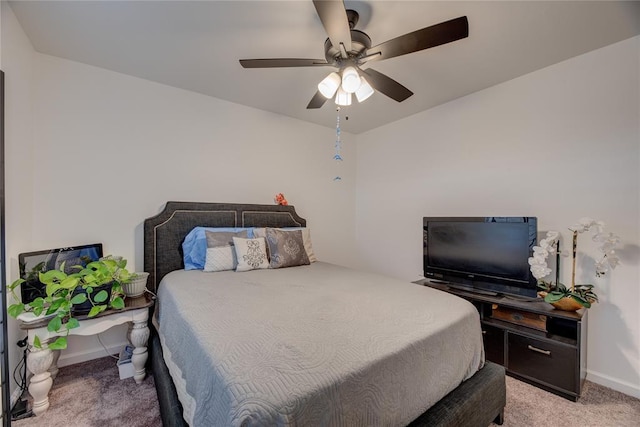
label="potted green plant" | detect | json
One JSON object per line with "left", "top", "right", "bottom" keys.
{"left": 529, "top": 218, "right": 620, "bottom": 310}
{"left": 7, "top": 257, "right": 131, "bottom": 350}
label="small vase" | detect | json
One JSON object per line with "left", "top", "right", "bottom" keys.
{"left": 122, "top": 272, "right": 149, "bottom": 298}
{"left": 538, "top": 291, "right": 585, "bottom": 312}
{"left": 550, "top": 297, "right": 585, "bottom": 312}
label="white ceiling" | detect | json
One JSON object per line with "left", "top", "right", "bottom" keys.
{"left": 8, "top": 0, "right": 640, "bottom": 134}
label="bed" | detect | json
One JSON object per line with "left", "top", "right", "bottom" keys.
{"left": 143, "top": 201, "right": 506, "bottom": 426}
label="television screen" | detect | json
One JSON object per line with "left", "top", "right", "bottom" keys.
{"left": 19, "top": 243, "right": 103, "bottom": 304}
{"left": 423, "top": 217, "right": 537, "bottom": 297}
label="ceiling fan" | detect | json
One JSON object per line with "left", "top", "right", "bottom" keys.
{"left": 239, "top": 0, "right": 468, "bottom": 109}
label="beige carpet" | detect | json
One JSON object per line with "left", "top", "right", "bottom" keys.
{"left": 13, "top": 356, "right": 640, "bottom": 426}
{"left": 493, "top": 376, "right": 640, "bottom": 427}
{"left": 13, "top": 356, "right": 161, "bottom": 427}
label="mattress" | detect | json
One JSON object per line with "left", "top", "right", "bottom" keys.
{"left": 156, "top": 262, "right": 485, "bottom": 426}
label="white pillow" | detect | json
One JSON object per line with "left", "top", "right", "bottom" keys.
{"left": 253, "top": 227, "right": 317, "bottom": 263}
{"left": 204, "top": 247, "right": 237, "bottom": 272}
{"left": 232, "top": 237, "right": 270, "bottom": 272}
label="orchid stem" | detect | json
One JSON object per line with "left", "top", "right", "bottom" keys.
{"left": 555, "top": 240, "right": 560, "bottom": 287}
{"left": 571, "top": 231, "right": 577, "bottom": 293}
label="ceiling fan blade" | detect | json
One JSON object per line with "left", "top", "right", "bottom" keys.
{"left": 307, "top": 91, "right": 328, "bottom": 109}
{"left": 361, "top": 69, "right": 413, "bottom": 102}
{"left": 240, "top": 58, "right": 331, "bottom": 68}
{"left": 313, "top": 0, "right": 352, "bottom": 56}
{"left": 367, "top": 16, "right": 468, "bottom": 62}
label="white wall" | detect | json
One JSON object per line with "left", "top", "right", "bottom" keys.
{"left": 355, "top": 36, "right": 640, "bottom": 398}
{"left": 1, "top": 1, "right": 36, "bottom": 402}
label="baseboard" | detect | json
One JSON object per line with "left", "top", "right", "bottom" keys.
{"left": 57, "top": 340, "right": 128, "bottom": 368}
{"left": 587, "top": 370, "right": 640, "bottom": 399}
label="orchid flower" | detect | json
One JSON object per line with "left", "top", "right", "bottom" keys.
{"left": 528, "top": 220, "right": 620, "bottom": 281}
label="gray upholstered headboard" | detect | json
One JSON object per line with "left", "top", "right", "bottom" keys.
{"left": 143, "top": 201, "right": 306, "bottom": 293}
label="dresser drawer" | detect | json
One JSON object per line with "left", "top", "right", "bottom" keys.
{"left": 507, "top": 333, "right": 577, "bottom": 392}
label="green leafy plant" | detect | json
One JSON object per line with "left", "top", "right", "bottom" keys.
{"left": 20, "top": 260, "right": 46, "bottom": 283}
{"left": 537, "top": 281, "right": 598, "bottom": 309}
{"left": 8, "top": 257, "right": 131, "bottom": 350}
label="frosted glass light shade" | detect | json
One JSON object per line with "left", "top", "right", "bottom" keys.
{"left": 355, "top": 77, "right": 374, "bottom": 102}
{"left": 341, "top": 66, "right": 361, "bottom": 93}
{"left": 335, "top": 87, "right": 352, "bottom": 106}
{"left": 318, "top": 72, "right": 341, "bottom": 98}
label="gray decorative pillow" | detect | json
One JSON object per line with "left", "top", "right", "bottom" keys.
{"left": 265, "top": 228, "right": 310, "bottom": 269}
{"left": 253, "top": 227, "right": 317, "bottom": 263}
{"left": 203, "top": 230, "right": 248, "bottom": 272}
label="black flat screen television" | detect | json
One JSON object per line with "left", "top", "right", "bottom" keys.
{"left": 423, "top": 217, "right": 537, "bottom": 298}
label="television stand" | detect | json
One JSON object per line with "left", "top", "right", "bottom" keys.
{"left": 414, "top": 279, "right": 587, "bottom": 401}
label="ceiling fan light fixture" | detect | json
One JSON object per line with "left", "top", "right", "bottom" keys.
{"left": 318, "top": 72, "right": 341, "bottom": 98}
{"left": 341, "top": 66, "right": 361, "bottom": 93}
{"left": 355, "top": 77, "right": 374, "bottom": 103}
{"left": 335, "top": 87, "right": 352, "bottom": 106}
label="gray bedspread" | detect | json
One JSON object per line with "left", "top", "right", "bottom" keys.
{"left": 156, "top": 262, "right": 484, "bottom": 427}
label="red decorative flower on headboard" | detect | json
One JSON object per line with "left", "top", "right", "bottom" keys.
{"left": 274, "top": 193, "right": 288, "bottom": 206}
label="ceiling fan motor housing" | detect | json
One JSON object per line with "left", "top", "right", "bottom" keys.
{"left": 324, "top": 29, "right": 371, "bottom": 65}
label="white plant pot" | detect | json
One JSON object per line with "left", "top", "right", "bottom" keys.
{"left": 123, "top": 272, "right": 149, "bottom": 298}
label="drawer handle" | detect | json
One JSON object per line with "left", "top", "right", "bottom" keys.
{"left": 527, "top": 344, "right": 551, "bottom": 356}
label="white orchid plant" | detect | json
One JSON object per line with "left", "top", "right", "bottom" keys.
{"left": 528, "top": 217, "right": 621, "bottom": 308}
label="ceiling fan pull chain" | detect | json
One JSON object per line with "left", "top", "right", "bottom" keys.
{"left": 333, "top": 107, "right": 343, "bottom": 182}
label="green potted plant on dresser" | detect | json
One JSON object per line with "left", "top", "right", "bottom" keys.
{"left": 7, "top": 256, "right": 132, "bottom": 350}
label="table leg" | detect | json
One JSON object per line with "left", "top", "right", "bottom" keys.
{"left": 27, "top": 345, "right": 54, "bottom": 416}
{"left": 48, "top": 350, "right": 61, "bottom": 380}
{"left": 128, "top": 319, "right": 150, "bottom": 384}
